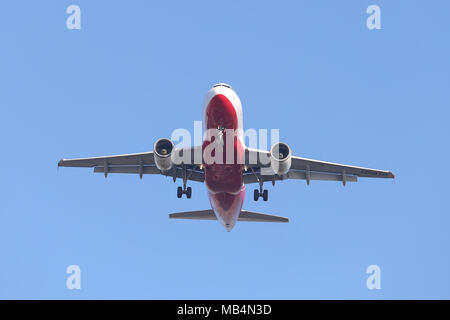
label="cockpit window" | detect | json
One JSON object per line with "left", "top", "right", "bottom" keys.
{"left": 213, "top": 83, "right": 232, "bottom": 89}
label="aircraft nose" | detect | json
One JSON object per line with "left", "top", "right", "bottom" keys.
{"left": 205, "top": 94, "right": 238, "bottom": 130}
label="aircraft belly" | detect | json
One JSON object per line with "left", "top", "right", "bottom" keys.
{"left": 208, "top": 186, "right": 245, "bottom": 231}
{"left": 203, "top": 91, "right": 245, "bottom": 230}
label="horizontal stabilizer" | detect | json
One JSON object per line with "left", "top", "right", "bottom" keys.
{"left": 169, "top": 210, "right": 217, "bottom": 220}
{"left": 169, "top": 210, "right": 289, "bottom": 223}
{"left": 239, "top": 210, "right": 289, "bottom": 223}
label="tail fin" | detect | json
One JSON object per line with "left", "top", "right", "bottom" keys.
{"left": 169, "top": 210, "right": 289, "bottom": 223}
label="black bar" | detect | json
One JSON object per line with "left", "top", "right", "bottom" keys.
{"left": 1, "top": 300, "right": 448, "bottom": 318}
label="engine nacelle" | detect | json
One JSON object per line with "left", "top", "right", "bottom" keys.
{"left": 270, "top": 142, "right": 292, "bottom": 175}
{"left": 153, "top": 138, "right": 174, "bottom": 171}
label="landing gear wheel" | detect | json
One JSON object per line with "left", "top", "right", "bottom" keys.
{"left": 263, "top": 189, "right": 268, "bottom": 201}
{"left": 254, "top": 189, "right": 259, "bottom": 201}
{"left": 177, "top": 186, "right": 183, "bottom": 198}
{"left": 186, "top": 187, "right": 192, "bottom": 199}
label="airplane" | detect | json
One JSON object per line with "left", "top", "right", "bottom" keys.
{"left": 58, "top": 83, "right": 394, "bottom": 231}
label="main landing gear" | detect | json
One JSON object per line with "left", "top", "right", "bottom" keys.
{"left": 252, "top": 168, "right": 268, "bottom": 201}
{"left": 176, "top": 164, "right": 192, "bottom": 199}
{"left": 253, "top": 186, "right": 268, "bottom": 201}
{"left": 177, "top": 185, "right": 192, "bottom": 199}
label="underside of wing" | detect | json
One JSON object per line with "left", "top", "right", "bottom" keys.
{"left": 243, "top": 168, "right": 358, "bottom": 184}
{"left": 91, "top": 165, "right": 205, "bottom": 182}
{"left": 244, "top": 147, "right": 394, "bottom": 185}
{"left": 290, "top": 156, "right": 394, "bottom": 178}
{"left": 58, "top": 151, "right": 155, "bottom": 167}
{"left": 58, "top": 147, "right": 204, "bottom": 183}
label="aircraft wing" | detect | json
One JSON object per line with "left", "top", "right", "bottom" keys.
{"left": 58, "top": 147, "right": 204, "bottom": 183}
{"left": 243, "top": 148, "right": 394, "bottom": 185}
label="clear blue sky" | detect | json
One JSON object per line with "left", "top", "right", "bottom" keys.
{"left": 1, "top": 0, "right": 449, "bottom": 299}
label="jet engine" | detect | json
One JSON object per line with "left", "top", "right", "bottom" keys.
{"left": 153, "top": 138, "right": 174, "bottom": 171}
{"left": 270, "top": 142, "right": 292, "bottom": 175}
